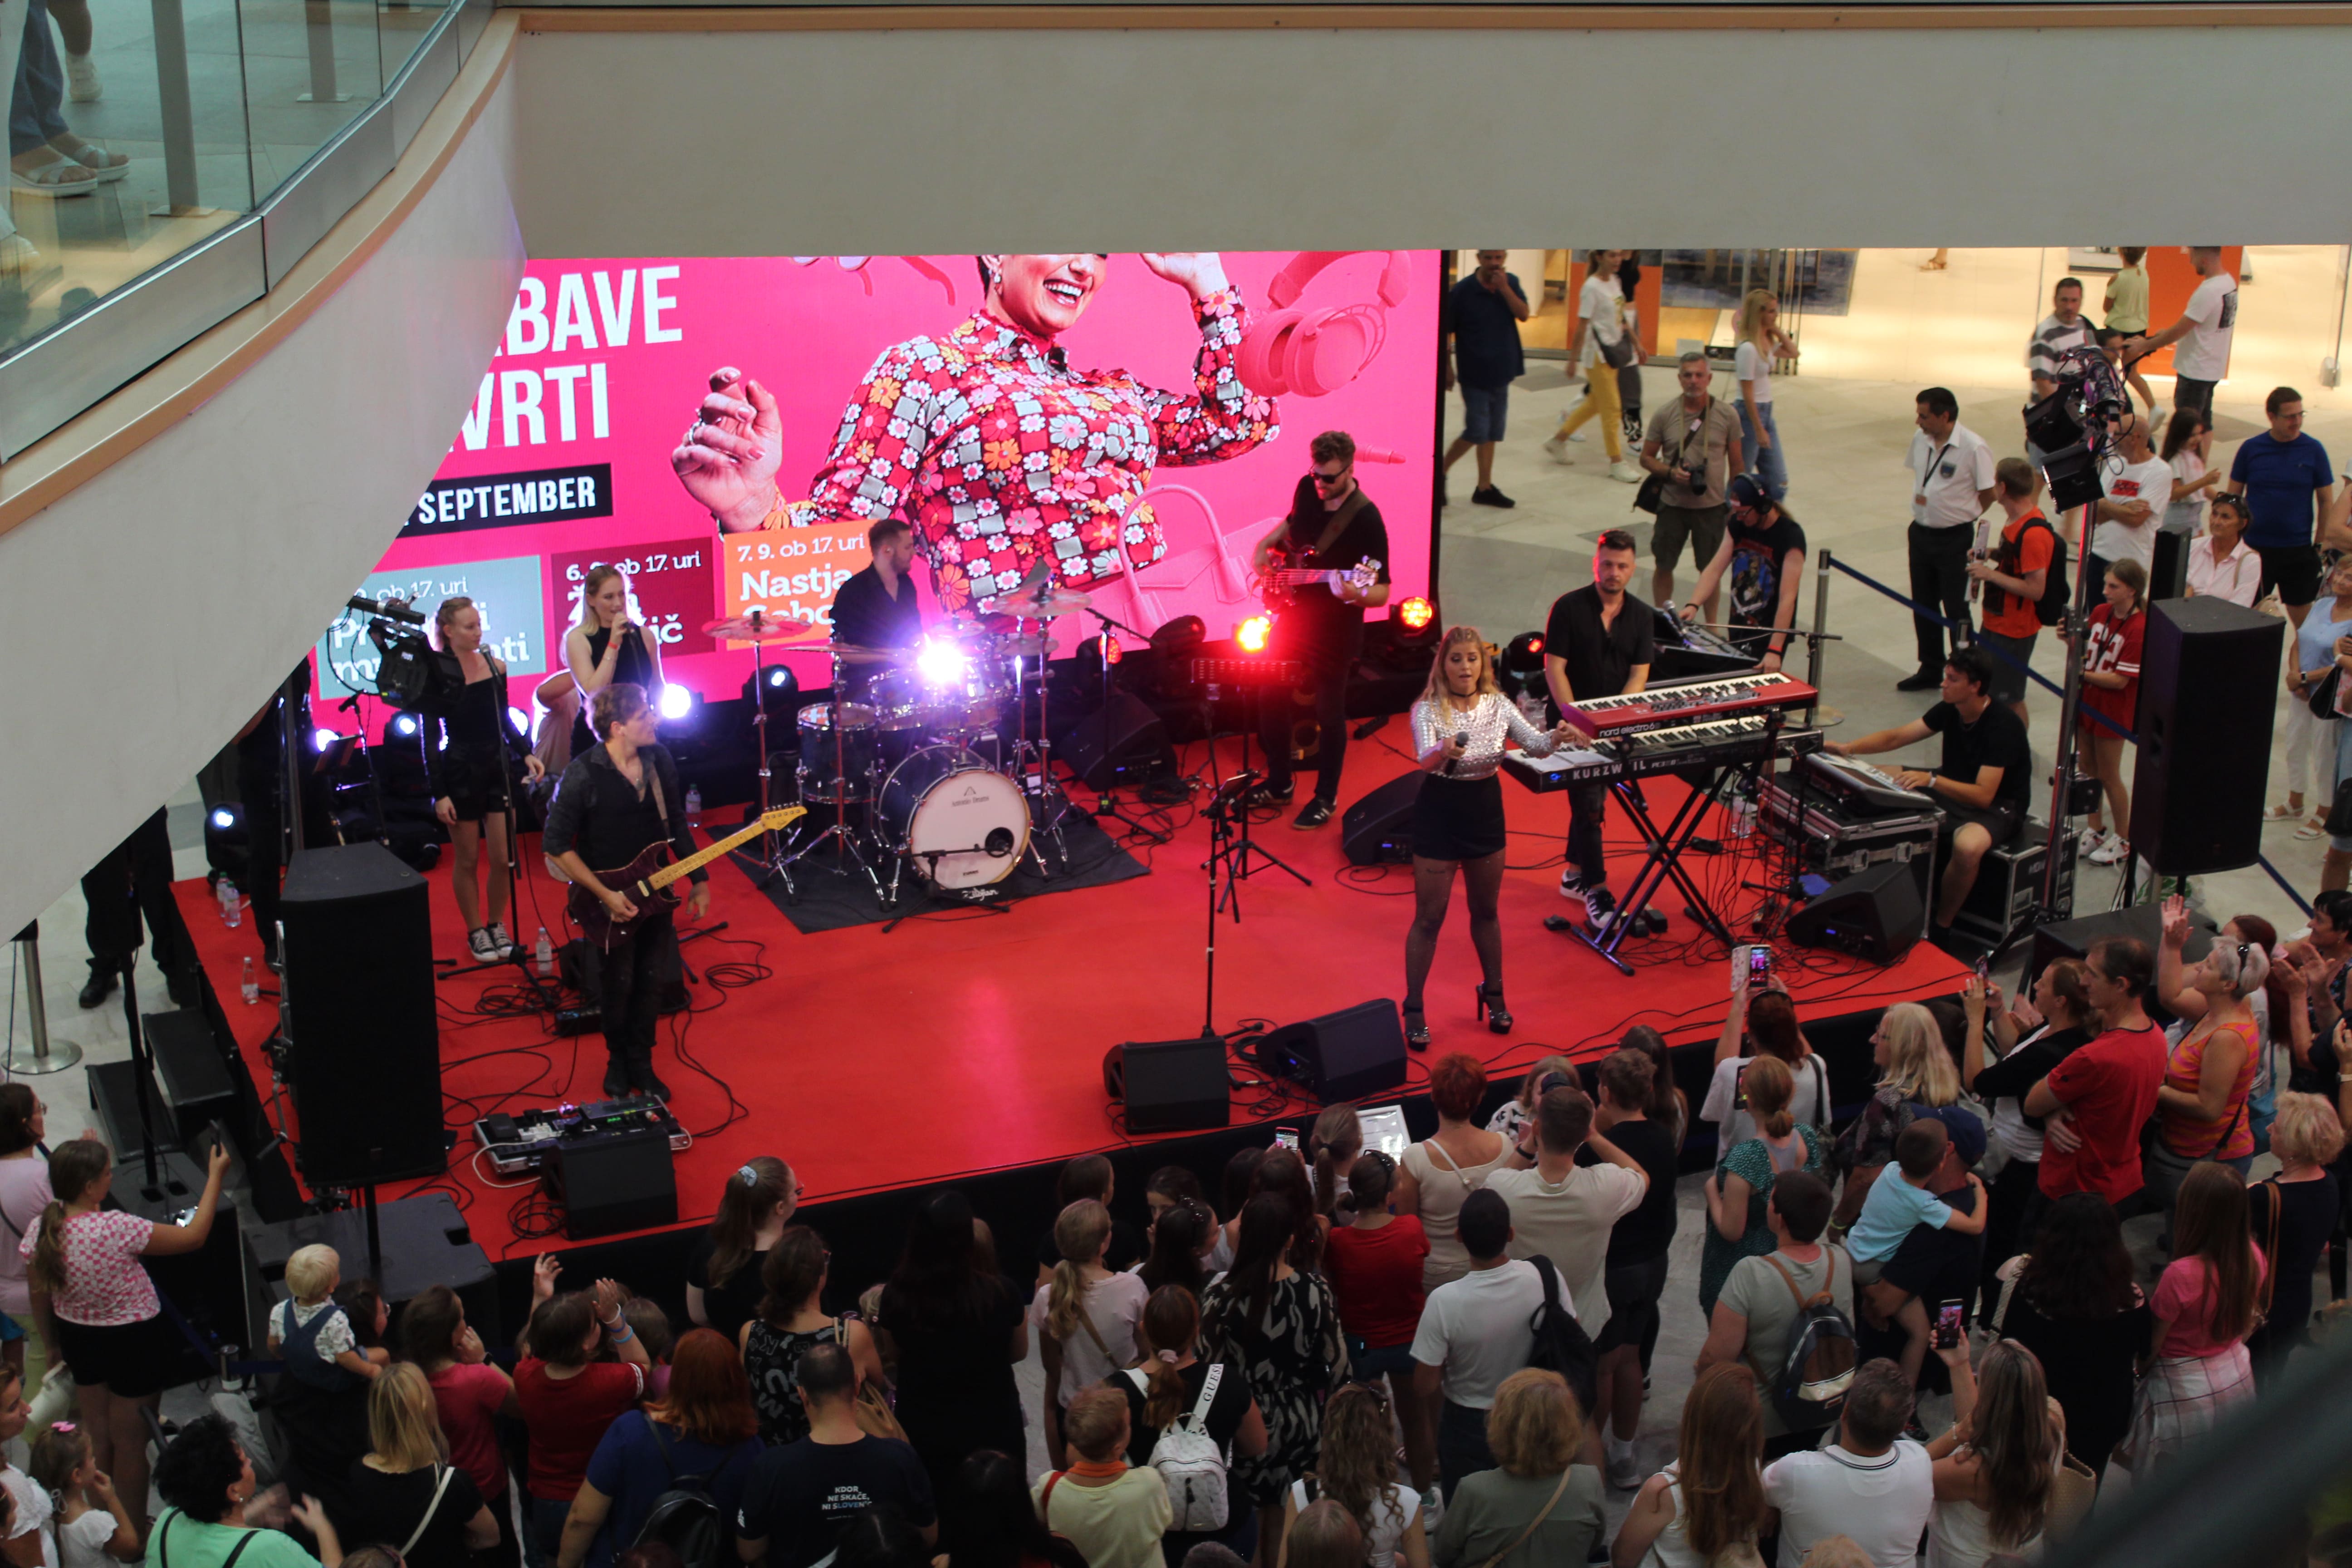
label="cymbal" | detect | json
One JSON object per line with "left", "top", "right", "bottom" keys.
{"left": 990, "top": 632, "right": 1056, "bottom": 659}
{"left": 990, "top": 583, "right": 1094, "bottom": 618}
{"left": 703, "top": 612, "right": 816, "bottom": 642}
{"left": 818, "top": 641, "right": 911, "bottom": 664}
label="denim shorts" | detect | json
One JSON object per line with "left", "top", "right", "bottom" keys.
{"left": 1461, "top": 382, "right": 1509, "bottom": 443}
{"left": 1348, "top": 1338, "right": 1419, "bottom": 1384}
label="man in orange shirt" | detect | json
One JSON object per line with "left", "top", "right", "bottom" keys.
{"left": 1966, "top": 457, "right": 2058, "bottom": 727}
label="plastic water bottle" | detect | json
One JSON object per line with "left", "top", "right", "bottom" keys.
{"left": 240, "top": 957, "right": 258, "bottom": 1006}
{"left": 534, "top": 927, "right": 554, "bottom": 976}
{"left": 685, "top": 785, "right": 702, "bottom": 830}
{"left": 221, "top": 881, "right": 241, "bottom": 927}
{"left": 1730, "top": 794, "right": 1755, "bottom": 840}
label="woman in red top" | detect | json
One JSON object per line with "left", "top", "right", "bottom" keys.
{"left": 404, "top": 1285, "right": 521, "bottom": 1568}
{"left": 1318, "top": 1153, "right": 1432, "bottom": 1496}
{"left": 513, "top": 1263, "right": 649, "bottom": 1564}
{"left": 2077, "top": 557, "right": 2147, "bottom": 867}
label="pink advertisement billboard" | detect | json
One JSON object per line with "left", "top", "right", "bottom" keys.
{"left": 328, "top": 251, "right": 1438, "bottom": 718}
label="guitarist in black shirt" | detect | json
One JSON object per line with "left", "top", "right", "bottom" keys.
{"left": 1245, "top": 431, "right": 1392, "bottom": 829}
{"left": 543, "top": 682, "right": 710, "bottom": 1098}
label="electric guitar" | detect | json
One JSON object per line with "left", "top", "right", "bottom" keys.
{"left": 564, "top": 806, "right": 805, "bottom": 948}
{"left": 1256, "top": 549, "right": 1383, "bottom": 612}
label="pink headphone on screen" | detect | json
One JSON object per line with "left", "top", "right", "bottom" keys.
{"left": 1237, "top": 251, "right": 1414, "bottom": 398}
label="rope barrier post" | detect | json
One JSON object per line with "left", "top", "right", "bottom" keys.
{"left": 1807, "top": 547, "right": 1833, "bottom": 729}
{"left": 6, "top": 922, "right": 83, "bottom": 1075}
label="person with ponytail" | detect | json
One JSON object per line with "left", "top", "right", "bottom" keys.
{"left": 1113, "top": 1286, "right": 1264, "bottom": 1564}
{"left": 1698, "top": 1056, "right": 1827, "bottom": 1319}
{"left": 1321, "top": 1153, "right": 1434, "bottom": 1500}
{"left": 740, "top": 1225, "right": 883, "bottom": 1447}
{"left": 1032, "top": 1157, "right": 1146, "bottom": 1285}
{"left": 0, "top": 1087, "right": 57, "bottom": 1406}
{"left": 1134, "top": 1200, "right": 1217, "bottom": 1301}
{"left": 26, "top": 1136, "right": 229, "bottom": 1551}
{"left": 1306, "top": 1107, "right": 1363, "bottom": 1225}
{"left": 32, "top": 1420, "right": 138, "bottom": 1568}
{"left": 688, "top": 1157, "right": 799, "bottom": 1344}
{"left": 1033, "top": 1200, "right": 1148, "bottom": 1470}
{"left": 1610, "top": 1362, "right": 1767, "bottom": 1568}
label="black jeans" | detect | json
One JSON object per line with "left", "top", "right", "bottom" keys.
{"left": 2173, "top": 374, "right": 2217, "bottom": 420}
{"left": 1908, "top": 521, "right": 1976, "bottom": 674}
{"left": 1436, "top": 1398, "right": 1495, "bottom": 1500}
{"left": 1567, "top": 779, "right": 1610, "bottom": 888}
{"left": 1259, "top": 662, "right": 1352, "bottom": 802}
{"left": 81, "top": 807, "right": 184, "bottom": 979}
{"left": 596, "top": 907, "right": 674, "bottom": 1076}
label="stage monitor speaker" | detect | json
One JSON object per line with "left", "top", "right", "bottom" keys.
{"left": 1785, "top": 861, "right": 1924, "bottom": 964}
{"left": 544, "top": 1125, "right": 679, "bottom": 1240}
{"left": 2130, "top": 596, "right": 2283, "bottom": 877}
{"left": 1104, "top": 1037, "right": 1230, "bottom": 1132}
{"left": 1341, "top": 773, "right": 1421, "bottom": 865}
{"left": 279, "top": 843, "right": 445, "bottom": 1187}
{"left": 1055, "top": 692, "right": 1175, "bottom": 791}
{"left": 1257, "top": 999, "right": 1407, "bottom": 1103}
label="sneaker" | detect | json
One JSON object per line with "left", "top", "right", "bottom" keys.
{"left": 486, "top": 920, "right": 517, "bottom": 956}
{"left": 467, "top": 927, "right": 500, "bottom": 961}
{"left": 65, "top": 51, "right": 101, "bottom": 102}
{"left": 1242, "top": 780, "right": 1294, "bottom": 808}
{"left": 1542, "top": 435, "right": 1573, "bottom": 465}
{"left": 1558, "top": 867, "right": 1587, "bottom": 900}
{"left": 2087, "top": 831, "right": 2127, "bottom": 866}
{"left": 1605, "top": 1447, "right": 1643, "bottom": 1492}
{"left": 1292, "top": 798, "right": 1335, "bottom": 830}
{"left": 1471, "top": 485, "right": 1516, "bottom": 508}
{"left": 1420, "top": 1487, "right": 1445, "bottom": 1532}
{"left": 1608, "top": 461, "right": 1642, "bottom": 484}
{"left": 1567, "top": 428, "right": 1588, "bottom": 443}
{"left": 1584, "top": 885, "right": 1619, "bottom": 930}
{"left": 1894, "top": 669, "right": 1942, "bottom": 692}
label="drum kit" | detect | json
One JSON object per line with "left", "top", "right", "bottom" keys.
{"left": 702, "top": 583, "right": 1098, "bottom": 910}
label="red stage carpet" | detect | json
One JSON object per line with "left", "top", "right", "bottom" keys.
{"left": 173, "top": 734, "right": 1967, "bottom": 1260}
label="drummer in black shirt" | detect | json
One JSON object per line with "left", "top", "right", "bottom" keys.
{"left": 1247, "top": 431, "right": 1392, "bottom": 830}
{"left": 1828, "top": 645, "right": 2032, "bottom": 948}
{"left": 1543, "top": 530, "right": 1653, "bottom": 929}
{"left": 828, "top": 519, "right": 926, "bottom": 654}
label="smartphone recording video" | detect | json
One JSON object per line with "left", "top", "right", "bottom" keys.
{"left": 1934, "top": 1299, "right": 1965, "bottom": 1350}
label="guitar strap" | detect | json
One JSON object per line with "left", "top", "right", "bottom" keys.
{"left": 1299, "top": 487, "right": 1367, "bottom": 564}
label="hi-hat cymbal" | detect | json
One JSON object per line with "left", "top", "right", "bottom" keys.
{"left": 704, "top": 612, "right": 816, "bottom": 642}
{"left": 989, "top": 632, "right": 1057, "bottom": 659}
{"left": 818, "top": 641, "right": 911, "bottom": 664}
{"left": 991, "top": 583, "right": 1094, "bottom": 618}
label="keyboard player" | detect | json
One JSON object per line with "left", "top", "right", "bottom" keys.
{"left": 1544, "top": 529, "right": 1652, "bottom": 929}
{"left": 1826, "top": 645, "right": 2033, "bottom": 950}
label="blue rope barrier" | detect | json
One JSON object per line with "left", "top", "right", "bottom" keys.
{"left": 2257, "top": 854, "right": 2317, "bottom": 917}
{"left": 1822, "top": 555, "right": 2138, "bottom": 745}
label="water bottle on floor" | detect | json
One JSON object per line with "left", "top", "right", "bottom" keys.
{"left": 686, "top": 785, "right": 702, "bottom": 831}
{"left": 534, "top": 927, "right": 554, "bottom": 976}
{"left": 221, "top": 881, "right": 240, "bottom": 927}
{"left": 240, "top": 957, "right": 258, "bottom": 1005}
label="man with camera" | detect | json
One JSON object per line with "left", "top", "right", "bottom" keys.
{"left": 1640, "top": 350, "right": 1744, "bottom": 623}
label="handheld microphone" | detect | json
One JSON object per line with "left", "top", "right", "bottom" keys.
{"left": 1444, "top": 730, "right": 1469, "bottom": 776}
{"left": 347, "top": 594, "right": 425, "bottom": 625}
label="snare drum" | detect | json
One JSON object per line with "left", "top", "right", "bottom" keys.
{"left": 877, "top": 745, "right": 1032, "bottom": 889}
{"left": 795, "top": 703, "right": 880, "bottom": 803}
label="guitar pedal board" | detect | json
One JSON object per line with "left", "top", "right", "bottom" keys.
{"left": 472, "top": 1097, "right": 689, "bottom": 1176}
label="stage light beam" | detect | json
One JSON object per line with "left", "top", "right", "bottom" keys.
{"left": 1396, "top": 597, "right": 1435, "bottom": 632}
{"left": 658, "top": 684, "right": 695, "bottom": 720}
{"left": 915, "top": 638, "right": 968, "bottom": 686}
{"left": 507, "top": 706, "right": 531, "bottom": 736}
{"left": 1236, "top": 615, "right": 1272, "bottom": 654}
{"left": 312, "top": 727, "right": 340, "bottom": 753}
{"left": 210, "top": 808, "right": 235, "bottom": 830}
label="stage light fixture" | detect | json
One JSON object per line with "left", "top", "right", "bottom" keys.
{"left": 312, "top": 727, "right": 341, "bottom": 753}
{"left": 1500, "top": 632, "right": 1546, "bottom": 673}
{"left": 764, "top": 667, "right": 793, "bottom": 689}
{"left": 657, "top": 683, "right": 696, "bottom": 720}
{"left": 1395, "top": 596, "right": 1435, "bottom": 633}
{"left": 390, "top": 713, "right": 420, "bottom": 738}
{"left": 915, "top": 637, "right": 968, "bottom": 686}
{"left": 1236, "top": 615, "right": 1272, "bottom": 654}
{"left": 210, "top": 807, "right": 235, "bottom": 831}
{"left": 1099, "top": 632, "right": 1123, "bottom": 667}
{"left": 1149, "top": 615, "right": 1205, "bottom": 656}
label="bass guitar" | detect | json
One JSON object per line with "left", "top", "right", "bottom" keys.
{"left": 1256, "top": 549, "right": 1383, "bottom": 612}
{"left": 565, "top": 806, "right": 805, "bottom": 949}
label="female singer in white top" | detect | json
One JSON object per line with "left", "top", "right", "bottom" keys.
{"left": 1404, "top": 626, "right": 1576, "bottom": 1050}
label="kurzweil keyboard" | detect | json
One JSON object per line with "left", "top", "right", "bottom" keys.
{"left": 1502, "top": 714, "right": 1821, "bottom": 791}
{"left": 1801, "top": 751, "right": 1939, "bottom": 817}
{"left": 1561, "top": 671, "right": 1818, "bottom": 739}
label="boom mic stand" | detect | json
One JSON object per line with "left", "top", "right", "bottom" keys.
{"left": 1079, "top": 604, "right": 1172, "bottom": 846}
{"left": 1200, "top": 771, "right": 1256, "bottom": 1033}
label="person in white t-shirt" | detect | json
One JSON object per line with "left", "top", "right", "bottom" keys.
{"left": 1486, "top": 1085, "right": 1649, "bottom": 1338}
{"left": 2091, "top": 409, "right": 2170, "bottom": 582}
{"left": 2123, "top": 246, "right": 2237, "bottom": 420}
{"left": 1033, "top": 1200, "right": 1150, "bottom": 1468}
{"left": 1544, "top": 248, "right": 1642, "bottom": 484}
{"left": 1898, "top": 389, "right": 1998, "bottom": 692}
{"left": 1408, "top": 1190, "right": 1543, "bottom": 1500}
{"left": 1759, "top": 1359, "right": 1932, "bottom": 1568}
{"left": 1735, "top": 289, "right": 1798, "bottom": 503}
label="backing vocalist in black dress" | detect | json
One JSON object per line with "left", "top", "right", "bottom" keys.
{"left": 1403, "top": 626, "right": 1575, "bottom": 1050}
{"left": 425, "top": 596, "right": 544, "bottom": 963}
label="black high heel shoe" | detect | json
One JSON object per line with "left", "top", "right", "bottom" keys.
{"left": 1401, "top": 1003, "right": 1431, "bottom": 1051}
{"left": 1475, "top": 984, "right": 1513, "bottom": 1034}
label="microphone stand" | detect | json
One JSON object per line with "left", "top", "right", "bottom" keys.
{"left": 1200, "top": 771, "right": 1257, "bottom": 1035}
{"left": 1080, "top": 604, "right": 1172, "bottom": 846}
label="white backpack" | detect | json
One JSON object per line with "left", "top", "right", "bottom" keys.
{"left": 1125, "top": 1363, "right": 1229, "bottom": 1532}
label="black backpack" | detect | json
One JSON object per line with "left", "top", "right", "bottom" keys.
{"left": 1524, "top": 1255, "right": 1598, "bottom": 1418}
{"left": 2024, "top": 517, "right": 2069, "bottom": 627}
{"left": 635, "top": 1421, "right": 725, "bottom": 1568}
{"left": 1761, "top": 1249, "right": 1858, "bottom": 1432}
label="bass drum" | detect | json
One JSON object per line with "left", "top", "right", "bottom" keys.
{"left": 877, "top": 745, "right": 1031, "bottom": 889}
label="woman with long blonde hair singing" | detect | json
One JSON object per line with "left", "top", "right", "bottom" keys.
{"left": 1401, "top": 625, "right": 1574, "bottom": 1049}
{"left": 563, "top": 564, "right": 664, "bottom": 760}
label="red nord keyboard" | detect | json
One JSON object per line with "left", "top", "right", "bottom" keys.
{"left": 1562, "top": 671, "right": 1818, "bottom": 740}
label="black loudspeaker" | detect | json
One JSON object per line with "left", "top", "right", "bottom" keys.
{"left": 279, "top": 843, "right": 445, "bottom": 1187}
{"left": 147, "top": 1009, "right": 238, "bottom": 1149}
{"left": 1785, "top": 861, "right": 1924, "bottom": 964}
{"left": 1257, "top": 1000, "right": 1407, "bottom": 1102}
{"left": 2130, "top": 596, "right": 2283, "bottom": 877}
{"left": 1055, "top": 692, "right": 1175, "bottom": 790}
{"left": 1341, "top": 773, "right": 1422, "bottom": 865}
{"left": 1104, "top": 1037, "right": 1230, "bottom": 1132}
{"left": 2148, "top": 528, "right": 2191, "bottom": 602}
{"left": 544, "top": 1125, "right": 679, "bottom": 1240}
